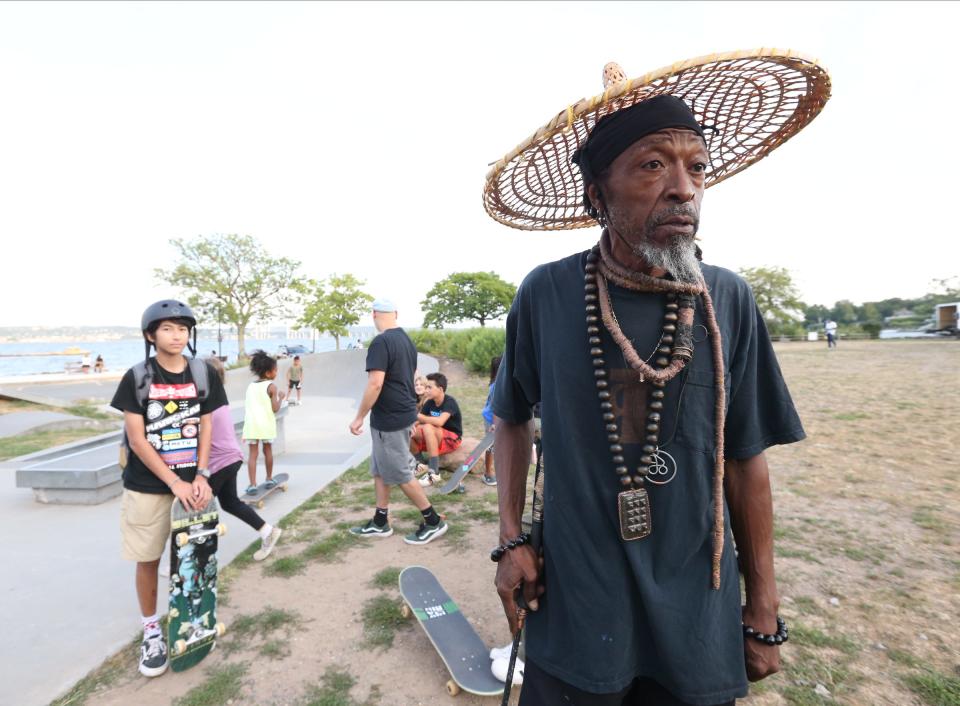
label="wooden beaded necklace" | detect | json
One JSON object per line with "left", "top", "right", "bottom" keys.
{"left": 587, "top": 231, "right": 729, "bottom": 589}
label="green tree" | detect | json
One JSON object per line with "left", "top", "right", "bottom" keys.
{"left": 738, "top": 266, "right": 805, "bottom": 334}
{"left": 156, "top": 234, "right": 300, "bottom": 356}
{"left": 421, "top": 272, "right": 517, "bottom": 328}
{"left": 804, "top": 303, "right": 830, "bottom": 326}
{"left": 830, "top": 299, "right": 858, "bottom": 324}
{"left": 297, "top": 274, "right": 373, "bottom": 350}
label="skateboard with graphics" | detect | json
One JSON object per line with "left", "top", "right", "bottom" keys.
{"left": 438, "top": 429, "right": 495, "bottom": 494}
{"left": 399, "top": 565, "right": 503, "bottom": 697}
{"left": 241, "top": 472, "right": 290, "bottom": 509}
{"left": 168, "top": 497, "right": 226, "bottom": 672}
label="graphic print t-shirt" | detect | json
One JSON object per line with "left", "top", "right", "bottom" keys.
{"left": 111, "top": 359, "right": 228, "bottom": 494}
{"left": 421, "top": 395, "right": 463, "bottom": 438}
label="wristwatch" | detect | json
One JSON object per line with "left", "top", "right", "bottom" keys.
{"left": 197, "top": 468, "right": 211, "bottom": 479}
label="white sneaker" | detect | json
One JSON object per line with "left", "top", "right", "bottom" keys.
{"left": 253, "top": 527, "right": 283, "bottom": 561}
{"left": 491, "top": 656, "right": 524, "bottom": 684}
{"left": 489, "top": 643, "right": 513, "bottom": 661}
{"left": 418, "top": 472, "right": 441, "bottom": 487}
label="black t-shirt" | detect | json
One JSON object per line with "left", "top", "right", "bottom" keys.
{"left": 492, "top": 251, "right": 805, "bottom": 701}
{"left": 421, "top": 395, "right": 462, "bottom": 438}
{"left": 365, "top": 327, "right": 418, "bottom": 432}
{"left": 111, "top": 358, "right": 228, "bottom": 494}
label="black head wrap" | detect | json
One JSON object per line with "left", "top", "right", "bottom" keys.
{"left": 572, "top": 95, "right": 705, "bottom": 216}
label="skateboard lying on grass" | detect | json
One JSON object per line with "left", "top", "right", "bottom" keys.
{"left": 169, "top": 497, "right": 226, "bottom": 672}
{"left": 439, "top": 429, "right": 495, "bottom": 494}
{"left": 399, "top": 565, "right": 503, "bottom": 697}
{"left": 242, "top": 472, "right": 290, "bottom": 509}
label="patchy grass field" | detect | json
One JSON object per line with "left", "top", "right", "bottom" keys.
{"left": 53, "top": 342, "right": 960, "bottom": 706}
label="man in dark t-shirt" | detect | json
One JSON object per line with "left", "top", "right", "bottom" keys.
{"left": 410, "top": 371, "right": 463, "bottom": 485}
{"left": 348, "top": 298, "right": 449, "bottom": 546}
{"left": 490, "top": 94, "right": 813, "bottom": 705}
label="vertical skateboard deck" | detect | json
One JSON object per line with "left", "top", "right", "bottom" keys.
{"left": 439, "top": 430, "right": 496, "bottom": 494}
{"left": 168, "top": 497, "right": 226, "bottom": 672}
{"left": 241, "top": 472, "right": 290, "bottom": 508}
{"left": 398, "top": 565, "right": 503, "bottom": 697}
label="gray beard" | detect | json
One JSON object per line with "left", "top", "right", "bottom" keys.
{"left": 632, "top": 235, "right": 702, "bottom": 283}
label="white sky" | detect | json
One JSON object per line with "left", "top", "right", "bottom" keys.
{"left": 1, "top": 1, "right": 957, "bottom": 327}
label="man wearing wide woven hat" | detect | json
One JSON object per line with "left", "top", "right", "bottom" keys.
{"left": 486, "top": 50, "right": 829, "bottom": 704}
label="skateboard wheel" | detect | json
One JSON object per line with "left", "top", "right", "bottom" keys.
{"left": 175, "top": 533, "right": 189, "bottom": 548}
{"left": 215, "top": 622, "right": 226, "bottom": 637}
{"left": 174, "top": 639, "right": 187, "bottom": 656}
{"left": 169, "top": 608, "right": 180, "bottom": 618}
{"left": 446, "top": 680, "right": 460, "bottom": 696}
{"left": 257, "top": 501, "right": 265, "bottom": 509}
{"left": 281, "top": 484, "right": 288, "bottom": 492}
{"left": 400, "top": 604, "right": 411, "bottom": 619}
{"left": 217, "top": 523, "right": 227, "bottom": 537}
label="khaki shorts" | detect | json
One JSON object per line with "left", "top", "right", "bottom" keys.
{"left": 120, "top": 489, "right": 172, "bottom": 562}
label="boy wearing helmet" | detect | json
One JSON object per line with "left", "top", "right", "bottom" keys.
{"left": 110, "top": 300, "right": 228, "bottom": 677}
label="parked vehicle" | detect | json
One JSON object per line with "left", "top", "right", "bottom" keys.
{"left": 277, "top": 344, "right": 311, "bottom": 358}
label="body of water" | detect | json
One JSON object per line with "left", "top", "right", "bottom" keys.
{"left": 0, "top": 335, "right": 351, "bottom": 377}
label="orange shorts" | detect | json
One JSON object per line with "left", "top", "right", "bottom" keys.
{"left": 412, "top": 426, "right": 462, "bottom": 455}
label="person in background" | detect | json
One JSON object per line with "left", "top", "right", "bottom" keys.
{"left": 242, "top": 350, "right": 285, "bottom": 494}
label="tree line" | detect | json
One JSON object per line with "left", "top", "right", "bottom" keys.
{"left": 158, "top": 234, "right": 517, "bottom": 356}
{"left": 739, "top": 267, "right": 959, "bottom": 337}
{"left": 159, "top": 235, "right": 954, "bottom": 353}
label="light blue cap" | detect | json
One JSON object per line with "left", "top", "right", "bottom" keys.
{"left": 372, "top": 298, "right": 397, "bottom": 313}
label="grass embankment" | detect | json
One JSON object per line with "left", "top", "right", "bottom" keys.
{"left": 0, "top": 398, "right": 120, "bottom": 461}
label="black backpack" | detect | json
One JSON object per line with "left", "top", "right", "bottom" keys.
{"left": 118, "top": 358, "right": 210, "bottom": 469}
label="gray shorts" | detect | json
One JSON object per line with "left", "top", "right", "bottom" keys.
{"left": 370, "top": 426, "right": 416, "bottom": 486}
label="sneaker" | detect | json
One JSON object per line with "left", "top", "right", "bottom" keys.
{"left": 490, "top": 643, "right": 513, "bottom": 661}
{"left": 244, "top": 485, "right": 258, "bottom": 495}
{"left": 491, "top": 656, "right": 524, "bottom": 684}
{"left": 139, "top": 633, "right": 169, "bottom": 677}
{"left": 253, "top": 526, "right": 283, "bottom": 561}
{"left": 403, "top": 520, "right": 448, "bottom": 545}
{"left": 264, "top": 478, "right": 278, "bottom": 489}
{"left": 418, "top": 472, "right": 441, "bottom": 487}
{"left": 349, "top": 520, "right": 393, "bottom": 537}
{"left": 481, "top": 475, "right": 498, "bottom": 486}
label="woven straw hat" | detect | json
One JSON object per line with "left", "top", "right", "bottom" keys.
{"left": 482, "top": 48, "right": 831, "bottom": 231}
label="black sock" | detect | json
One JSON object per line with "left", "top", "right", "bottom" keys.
{"left": 373, "top": 507, "right": 389, "bottom": 527}
{"left": 429, "top": 456, "right": 440, "bottom": 473}
{"left": 421, "top": 506, "right": 440, "bottom": 526}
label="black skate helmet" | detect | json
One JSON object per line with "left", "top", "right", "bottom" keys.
{"left": 141, "top": 299, "right": 199, "bottom": 360}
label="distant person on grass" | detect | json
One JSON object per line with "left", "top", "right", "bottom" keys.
{"left": 412, "top": 372, "right": 464, "bottom": 487}
{"left": 243, "top": 350, "right": 285, "bottom": 495}
{"left": 206, "top": 356, "right": 282, "bottom": 561}
{"left": 824, "top": 319, "right": 838, "bottom": 349}
{"left": 348, "top": 298, "right": 448, "bottom": 545}
{"left": 110, "top": 300, "right": 228, "bottom": 678}
{"left": 285, "top": 354, "right": 304, "bottom": 405}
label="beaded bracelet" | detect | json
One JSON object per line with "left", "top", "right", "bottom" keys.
{"left": 742, "top": 616, "right": 789, "bottom": 646}
{"left": 490, "top": 533, "right": 532, "bottom": 562}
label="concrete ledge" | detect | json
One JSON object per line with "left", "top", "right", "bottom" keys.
{"left": 15, "top": 406, "right": 288, "bottom": 505}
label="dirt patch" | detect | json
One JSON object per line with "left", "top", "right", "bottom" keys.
{"left": 60, "top": 341, "right": 960, "bottom": 706}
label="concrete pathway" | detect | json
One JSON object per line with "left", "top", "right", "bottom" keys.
{"left": 0, "top": 349, "right": 437, "bottom": 706}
